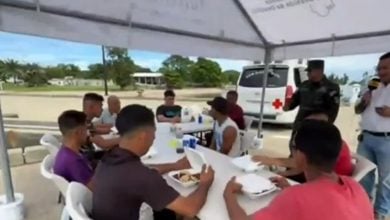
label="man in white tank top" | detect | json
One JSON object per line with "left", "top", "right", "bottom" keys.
{"left": 207, "top": 97, "right": 241, "bottom": 157}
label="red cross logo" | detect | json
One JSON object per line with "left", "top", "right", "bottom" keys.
{"left": 272, "top": 99, "right": 283, "bottom": 110}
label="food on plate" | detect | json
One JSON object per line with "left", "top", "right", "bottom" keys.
{"left": 174, "top": 171, "right": 200, "bottom": 183}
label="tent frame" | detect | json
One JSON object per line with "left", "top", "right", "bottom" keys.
{"left": 1, "top": 0, "right": 390, "bottom": 205}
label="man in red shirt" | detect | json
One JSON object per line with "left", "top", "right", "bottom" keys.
{"left": 226, "top": 90, "right": 245, "bottom": 130}
{"left": 224, "top": 120, "right": 373, "bottom": 220}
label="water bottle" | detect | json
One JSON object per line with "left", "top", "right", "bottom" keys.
{"left": 198, "top": 114, "right": 203, "bottom": 124}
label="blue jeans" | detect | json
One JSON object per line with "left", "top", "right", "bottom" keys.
{"left": 357, "top": 133, "right": 390, "bottom": 216}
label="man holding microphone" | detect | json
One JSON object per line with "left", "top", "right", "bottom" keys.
{"left": 355, "top": 52, "right": 390, "bottom": 220}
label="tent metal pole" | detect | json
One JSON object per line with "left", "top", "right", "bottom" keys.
{"left": 101, "top": 46, "right": 108, "bottom": 96}
{"left": 0, "top": 101, "right": 15, "bottom": 203}
{"left": 257, "top": 48, "right": 272, "bottom": 137}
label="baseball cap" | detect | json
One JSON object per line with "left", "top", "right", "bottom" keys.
{"left": 207, "top": 97, "right": 228, "bottom": 115}
{"left": 306, "top": 60, "right": 325, "bottom": 72}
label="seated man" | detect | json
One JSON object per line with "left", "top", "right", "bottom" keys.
{"left": 53, "top": 110, "right": 93, "bottom": 190}
{"left": 82, "top": 93, "right": 120, "bottom": 166}
{"left": 93, "top": 104, "right": 215, "bottom": 220}
{"left": 252, "top": 112, "right": 353, "bottom": 182}
{"left": 224, "top": 120, "right": 374, "bottom": 220}
{"left": 83, "top": 93, "right": 112, "bottom": 135}
{"left": 226, "top": 90, "right": 245, "bottom": 130}
{"left": 156, "top": 90, "right": 182, "bottom": 123}
{"left": 208, "top": 97, "right": 241, "bottom": 157}
{"left": 95, "top": 95, "right": 121, "bottom": 126}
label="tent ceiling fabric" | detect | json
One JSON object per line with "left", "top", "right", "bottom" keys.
{"left": 1, "top": 0, "right": 390, "bottom": 60}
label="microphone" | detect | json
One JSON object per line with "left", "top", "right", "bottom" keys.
{"left": 368, "top": 77, "right": 380, "bottom": 92}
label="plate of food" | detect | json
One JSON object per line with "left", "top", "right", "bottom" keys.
{"left": 168, "top": 169, "right": 201, "bottom": 187}
{"left": 168, "top": 148, "right": 207, "bottom": 187}
{"left": 236, "top": 174, "right": 277, "bottom": 199}
{"left": 231, "top": 155, "right": 263, "bottom": 172}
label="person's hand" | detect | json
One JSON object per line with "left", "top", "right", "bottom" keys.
{"left": 362, "top": 91, "right": 371, "bottom": 105}
{"left": 174, "top": 157, "right": 191, "bottom": 170}
{"left": 90, "top": 135, "right": 104, "bottom": 144}
{"left": 270, "top": 176, "right": 291, "bottom": 189}
{"left": 199, "top": 165, "right": 214, "bottom": 187}
{"left": 376, "top": 105, "right": 390, "bottom": 116}
{"left": 252, "top": 155, "right": 274, "bottom": 166}
{"left": 173, "top": 116, "right": 181, "bottom": 123}
{"left": 224, "top": 177, "right": 242, "bottom": 195}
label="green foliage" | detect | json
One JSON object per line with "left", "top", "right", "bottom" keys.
{"left": 21, "top": 70, "right": 48, "bottom": 87}
{"left": 159, "top": 55, "right": 194, "bottom": 88}
{"left": 46, "top": 64, "right": 82, "bottom": 79}
{"left": 106, "top": 47, "right": 136, "bottom": 90}
{"left": 2, "top": 59, "right": 22, "bottom": 83}
{"left": 87, "top": 64, "right": 105, "bottom": 79}
{"left": 191, "top": 57, "right": 223, "bottom": 87}
{"left": 223, "top": 70, "right": 240, "bottom": 85}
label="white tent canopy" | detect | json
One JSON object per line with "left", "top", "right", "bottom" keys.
{"left": 0, "top": 0, "right": 390, "bottom": 206}
{"left": 1, "top": 0, "right": 390, "bottom": 61}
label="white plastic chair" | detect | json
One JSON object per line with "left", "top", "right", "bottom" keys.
{"left": 239, "top": 130, "right": 256, "bottom": 155}
{"left": 40, "top": 133, "right": 61, "bottom": 157}
{"left": 66, "top": 182, "right": 93, "bottom": 220}
{"left": 243, "top": 116, "right": 255, "bottom": 131}
{"left": 40, "top": 155, "right": 70, "bottom": 220}
{"left": 351, "top": 153, "right": 377, "bottom": 182}
{"left": 41, "top": 154, "right": 55, "bottom": 179}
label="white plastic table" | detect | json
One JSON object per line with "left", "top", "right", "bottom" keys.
{"left": 157, "top": 121, "right": 213, "bottom": 134}
{"left": 144, "top": 132, "right": 283, "bottom": 220}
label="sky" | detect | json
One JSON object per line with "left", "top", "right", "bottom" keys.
{"left": 0, "top": 31, "right": 381, "bottom": 81}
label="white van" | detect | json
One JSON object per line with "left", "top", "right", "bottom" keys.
{"left": 236, "top": 60, "right": 308, "bottom": 125}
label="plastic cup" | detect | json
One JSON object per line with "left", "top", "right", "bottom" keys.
{"left": 189, "top": 138, "right": 197, "bottom": 149}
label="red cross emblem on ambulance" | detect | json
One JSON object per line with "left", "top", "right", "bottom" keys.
{"left": 272, "top": 99, "right": 283, "bottom": 110}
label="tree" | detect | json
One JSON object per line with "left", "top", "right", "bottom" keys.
{"left": 191, "top": 57, "right": 224, "bottom": 87}
{"left": 87, "top": 63, "right": 104, "bottom": 79}
{"left": 223, "top": 70, "right": 240, "bottom": 85}
{"left": 45, "top": 63, "right": 82, "bottom": 79}
{"left": 106, "top": 47, "right": 136, "bottom": 90}
{"left": 3, "top": 59, "right": 22, "bottom": 83}
{"left": 135, "top": 65, "right": 152, "bottom": 73}
{"left": 159, "top": 55, "right": 194, "bottom": 87}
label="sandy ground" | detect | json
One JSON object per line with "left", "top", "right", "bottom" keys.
{"left": 0, "top": 92, "right": 368, "bottom": 220}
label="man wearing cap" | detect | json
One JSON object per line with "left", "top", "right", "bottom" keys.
{"left": 207, "top": 97, "right": 241, "bottom": 157}
{"left": 283, "top": 60, "right": 340, "bottom": 151}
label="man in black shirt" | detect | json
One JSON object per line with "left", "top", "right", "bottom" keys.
{"left": 156, "top": 90, "right": 182, "bottom": 123}
{"left": 93, "top": 105, "right": 215, "bottom": 220}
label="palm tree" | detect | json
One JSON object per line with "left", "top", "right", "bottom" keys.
{"left": 4, "top": 59, "right": 22, "bottom": 84}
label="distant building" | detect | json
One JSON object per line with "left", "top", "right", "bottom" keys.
{"left": 48, "top": 77, "right": 114, "bottom": 87}
{"left": 133, "top": 72, "right": 165, "bottom": 87}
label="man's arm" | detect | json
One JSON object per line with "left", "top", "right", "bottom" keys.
{"left": 157, "top": 115, "right": 181, "bottom": 123}
{"left": 283, "top": 89, "right": 300, "bottom": 111}
{"left": 220, "top": 127, "right": 237, "bottom": 155}
{"left": 355, "top": 91, "right": 371, "bottom": 114}
{"left": 252, "top": 155, "right": 296, "bottom": 168}
{"left": 94, "top": 124, "right": 113, "bottom": 134}
{"left": 166, "top": 166, "right": 214, "bottom": 218}
{"left": 149, "top": 157, "right": 190, "bottom": 175}
{"left": 327, "top": 85, "right": 341, "bottom": 123}
{"left": 90, "top": 136, "right": 119, "bottom": 150}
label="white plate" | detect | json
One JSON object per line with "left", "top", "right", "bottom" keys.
{"left": 236, "top": 174, "right": 277, "bottom": 199}
{"left": 231, "top": 155, "right": 262, "bottom": 172}
{"left": 168, "top": 169, "right": 200, "bottom": 188}
{"left": 141, "top": 147, "right": 157, "bottom": 160}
